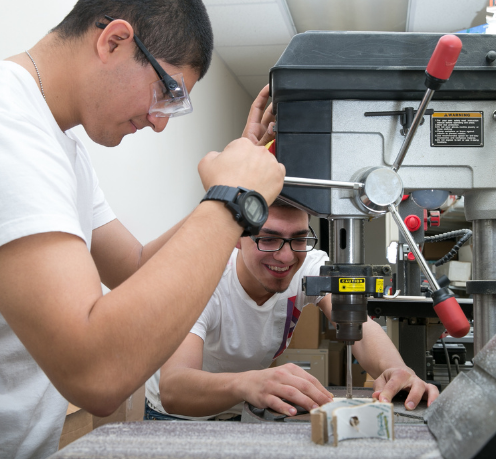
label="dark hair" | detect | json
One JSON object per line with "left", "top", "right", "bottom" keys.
{"left": 271, "top": 197, "right": 311, "bottom": 220}
{"left": 51, "top": 0, "right": 213, "bottom": 79}
{"left": 271, "top": 197, "right": 297, "bottom": 209}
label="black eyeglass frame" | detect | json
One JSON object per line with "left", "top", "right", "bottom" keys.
{"left": 95, "top": 15, "right": 180, "bottom": 95}
{"left": 250, "top": 226, "right": 319, "bottom": 253}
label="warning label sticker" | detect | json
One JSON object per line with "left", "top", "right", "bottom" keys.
{"left": 376, "top": 279, "right": 384, "bottom": 294}
{"left": 431, "top": 112, "right": 483, "bottom": 147}
{"left": 339, "top": 278, "right": 366, "bottom": 293}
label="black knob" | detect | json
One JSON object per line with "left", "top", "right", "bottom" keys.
{"left": 486, "top": 50, "right": 496, "bottom": 63}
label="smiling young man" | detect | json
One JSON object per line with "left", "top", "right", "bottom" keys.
{"left": 145, "top": 201, "right": 439, "bottom": 421}
{"left": 0, "top": 1, "right": 284, "bottom": 457}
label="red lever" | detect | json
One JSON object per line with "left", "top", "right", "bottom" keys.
{"left": 426, "top": 35, "right": 462, "bottom": 81}
{"left": 432, "top": 288, "right": 470, "bottom": 338}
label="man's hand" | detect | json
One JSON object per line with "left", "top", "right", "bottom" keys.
{"left": 198, "top": 137, "right": 285, "bottom": 205}
{"left": 242, "top": 85, "right": 275, "bottom": 146}
{"left": 236, "top": 363, "right": 333, "bottom": 416}
{"left": 372, "top": 367, "right": 439, "bottom": 410}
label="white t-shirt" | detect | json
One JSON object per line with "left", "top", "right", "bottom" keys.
{"left": 0, "top": 61, "right": 116, "bottom": 459}
{"left": 145, "top": 248, "right": 328, "bottom": 419}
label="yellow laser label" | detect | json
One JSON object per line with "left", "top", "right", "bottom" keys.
{"left": 339, "top": 278, "right": 366, "bottom": 292}
{"left": 376, "top": 279, "right": 384, "bottom": 294}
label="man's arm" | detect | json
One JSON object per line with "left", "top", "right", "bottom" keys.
{"left": 90, "top": 216, "right": 188, "bottom": 290}
{"left": 0, "top": 137, "right": 285, "bottom": 417}
{"left": 159, "top": 333, "right": 333, "bottom": 418}
{"left": 318, "top": 294, "right": 438, "bottom": 409}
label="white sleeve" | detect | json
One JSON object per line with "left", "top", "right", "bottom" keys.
{"left": 300, "top": 250, "right": 330, "bottom": 306}
{"left": 90, "top": 165, "right": 116, "bottom": 230}
{"left": 0, "top": 111, "right": 83, "bottom": 247}
{"left": 189, "top": 290, "right": 221, "bottom": 342}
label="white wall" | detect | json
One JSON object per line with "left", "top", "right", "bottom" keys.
{"left": 0, "top": 0, "right": 253, "bottom": 244}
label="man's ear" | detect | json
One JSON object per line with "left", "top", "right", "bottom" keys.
{"left": 96, "top": 19, "right": 134, "bottom": 63}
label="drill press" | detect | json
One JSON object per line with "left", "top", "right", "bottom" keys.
{"left": 272, "top": 34, "right": 472, "bottom": 398}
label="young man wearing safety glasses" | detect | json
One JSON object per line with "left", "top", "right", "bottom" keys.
{"left": 146, "top": 201, "right": 439, "bottom": 421}
{"left": 0, "top": 1, "right": 284, "bottom": 457}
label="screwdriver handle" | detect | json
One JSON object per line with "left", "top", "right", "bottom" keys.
{"left": 432, "top": 288, "right": 471, "bottom": 338}
{"left": 425, "top": 35, "right": 463, "bottom": 88}
{"left": 392, "top": 35, "right": 462, "bottom": 171}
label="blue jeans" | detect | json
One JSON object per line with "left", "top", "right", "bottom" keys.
{"left": 143, "top": 398, "right": 241, "bottom": 421}
{"left": 143, "top": 400, "right": 186, "bottom": 421}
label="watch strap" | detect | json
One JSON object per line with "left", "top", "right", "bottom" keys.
{"left": 200, "top": 185, "right": 242, "bottom": 204}
{"left": 200, "top": 185, "right": 267, "bottom": 237}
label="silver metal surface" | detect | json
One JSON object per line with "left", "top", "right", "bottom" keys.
{"left": 392, "top": 88, "right": 435, "bottom": 172}
{"left": 472, "top": 219, "right": 496, "bottom": 354}
{"left": 346, "top": 344, "right": 353, "bottom": 399}
{"left": 425, "top": 334, "right": 496, "bottom": 459}
{"left": 325, "top": 100, "right": 496, "bottom": 219}
{"left": 284, "top": 177, "right": 363, "bottom": 190}
{"left": 464, "top": 190, "right": 496, "bottom": 221}
{"left": 332, "top": 219, "right": 365, "bottom": 265}
{"left": 356, "top": 167, "right": 403, "bottom": 215}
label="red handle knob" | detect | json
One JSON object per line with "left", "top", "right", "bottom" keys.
{"left": 404, "top": 214, "right": 421, "bottom": 232}
{"left": 433, "top": 296, "right": 470, "bottom": 338}
{"left": 426, "top": 35, "right": 462, "bottom": 81}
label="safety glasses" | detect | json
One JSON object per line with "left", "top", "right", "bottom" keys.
{"left": 96, "top": 15, "right": 192, "bottom": 118}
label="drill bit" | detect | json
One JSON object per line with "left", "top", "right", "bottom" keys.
{"left": 346, "top": 343, "right": 353, "bottom": 399}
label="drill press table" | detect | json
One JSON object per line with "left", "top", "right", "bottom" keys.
{"left": 51, "top": 389, "right": 436, "bottom": 459}
{"left": 50, "top": 421, "right": 440, "bottom": 459}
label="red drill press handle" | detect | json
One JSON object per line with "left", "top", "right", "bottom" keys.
{"left": 432, "top": 288, "right": 470, "bottom": 338}
{"left": 426, "top": 34, "right": 463, "bottom": 81}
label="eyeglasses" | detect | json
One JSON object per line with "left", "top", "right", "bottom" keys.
{"left": 96, "top": 15, "right": 192, "bottom": 118}
{"left": 250, "top": 226, "right": 318, "bottom": 252}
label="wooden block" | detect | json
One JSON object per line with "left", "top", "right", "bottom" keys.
{"left": 310, "top": 408, "right": 328, "bottom": 445}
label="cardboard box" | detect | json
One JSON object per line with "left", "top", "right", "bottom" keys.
{"left": 364, "top": 373, "right": 375, "bottom": 388}
{"left": 287, "top": 304, "right": 322, "bottom": 349}
{"left": 458, "top": 244, "right": 473, "bottom": 262}
{"left": 435, "top": 260, "right": 471, "bottom": 283}
{"left": 351, "top": 361, "right": 367, "bottom": 387}
{"left": 321, "top": 339, "right": 345, "bottom": 386}
{"left": 275, "top": 348, "right": 328, "bottom": 386}
{"left": 58, "top": 404, "right": 93, "bottom": 450}
{"left": 423, "top": 241, "right": 459, "bottom": 261}
{"left": 93, "top": 384, "right": 146, "bottom": 429}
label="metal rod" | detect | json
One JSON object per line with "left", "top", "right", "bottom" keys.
{"left": 472, "top": 219, "right": 496, "bottom": 354}
{"left": 389, "top": 204, "right": 440, "bottom": 291}
{"left": 346, "top": 344, "right": 353, "bottom": 399}
{"left": 284, "top": 177, "right": 364, "bottom": 190}
{"left": 391, "top": 88, "right": 435, "bottom": 172}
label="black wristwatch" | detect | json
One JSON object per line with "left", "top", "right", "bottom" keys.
{"left": 200, "top": 186, "right": 269, "bottom": 237}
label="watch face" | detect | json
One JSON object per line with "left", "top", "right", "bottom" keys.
{"left": 244, "top": 195, "right": 264, "bottom": 223}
